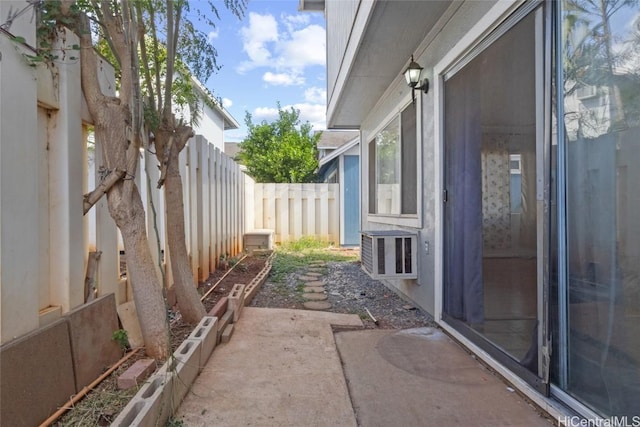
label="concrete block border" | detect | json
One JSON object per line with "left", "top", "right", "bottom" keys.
{"left": 243, "top": 251, "right": 275, "bottom": 305}
{"left": 112, "top": 252, "right": 275, "bottom": 426}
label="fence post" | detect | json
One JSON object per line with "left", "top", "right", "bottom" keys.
{"left": 143, "top": 149, "right": 163, "bottom": 282}
{"left": 48, "top": 28, "right": 85, "bottom": 313}
{"left": 198, "top": 137, "right": 210, "bottom": 281}
{"left": 319, "top": 184, "right": 329, "bottom": 241}
{"left": 244, "top": 173, "right": 255, "bottom": 234}
{"left": 213, "top": 148, "right": 221, "bottom": 267}
{"left": 208, "top": 146, "right": 217, "bottom": 270}
{"left": 0, "top": 30, "right": 40, "bottom": 341}
{"left": 278, "top": 185, "right": 289, "bottom": 243}
{"left": 187, "top": 138, "right": 199, "bottom": 284}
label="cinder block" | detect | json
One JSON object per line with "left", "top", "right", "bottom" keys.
{"left": 115, "top": 338, "right": 204, "bottom": 426}
{"left": 161, "top": 339, "right": 202, "bottom": 408}
{"left": 66, "top": 294, "right": 121, "bottom": 391}
{"left": 221, "top": 324, "right": 235, "bottom": 343}
{"left": 228, "top": 284, "right": 246, "bottom": 322}
{"left": 187, "top": 316, "right": 218, "bottom": 370}
{"left": 0, "top": 319, "right": 76, "bottom": 426}
{"left": 208, "top": 296, "right": 228, "bottom": 319}
{"left": 111, "top": 371, "right": 173, "bottom": 427}
{"left": 118, "top": 358, "right": 156, "bottom": 390}
{"left": 243, "top": 283, "right": 257, "bottom": 305}
{"left": 217, "top": 310, "right": 234, "bottom": 344}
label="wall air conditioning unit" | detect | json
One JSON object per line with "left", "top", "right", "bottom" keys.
{"left": 576, "top": 84, "right": 597, "bottom": 100}
{"left": 360, "top": 230, "right": 418, "bottom": 279}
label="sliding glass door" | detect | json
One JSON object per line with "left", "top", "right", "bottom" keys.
{"left": 443, "top": 4, "right": 549, "bottom": 391}
{"left": 554, "top": 0, "right": 640, "bottom": 417}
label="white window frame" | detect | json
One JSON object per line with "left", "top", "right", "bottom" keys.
{"left": 366, "top": 97, "right": 423, "bottom": 229}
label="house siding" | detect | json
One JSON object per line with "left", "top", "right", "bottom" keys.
{"left": 325, "top": 0, "right": 360, "bottom": 110}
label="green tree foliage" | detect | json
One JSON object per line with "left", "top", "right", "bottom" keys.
{"left": 239, "top": 105, "right": 321, "bottom": 183}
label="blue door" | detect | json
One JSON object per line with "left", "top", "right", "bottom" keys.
{"left": 343, "top": 155, "right": 360, "bottom": 246}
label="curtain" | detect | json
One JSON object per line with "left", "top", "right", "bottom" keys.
{"left": 519, "top": 133, "right": 536, "bottom": 252}
{"left": 481, "top": 133, "right": 511, "bottom": 250}
{"left": 444, "top": 67, "right": 484, "bottom": 325}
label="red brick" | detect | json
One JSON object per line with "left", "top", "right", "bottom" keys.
{"left": 117, "top": 358, "right": 156, "bottom": 390}
{"left": 208, "top": 297, "right": 228, "bottom": 319}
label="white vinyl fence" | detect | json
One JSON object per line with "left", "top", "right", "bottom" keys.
{"left": 245, "top": 183, "right": 340, "bottom": 244}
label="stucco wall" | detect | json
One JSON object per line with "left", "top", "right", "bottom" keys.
{"left": 359, "top": 1, "right": 498, "bottom": 316}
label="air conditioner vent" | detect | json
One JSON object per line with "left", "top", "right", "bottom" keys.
{"left": 360, "top": 231, "right": 417, "bottom": 279}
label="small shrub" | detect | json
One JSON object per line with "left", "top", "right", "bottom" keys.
{"left": 112, "top": 329, "right": 129, "bottom": 351}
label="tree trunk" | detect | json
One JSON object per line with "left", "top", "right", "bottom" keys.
{"left": 113, "top": 185, "right": 171, "bottom": 359}
{"left": 94, "top": 117, "right": 171, "bottom": 360}
{"left": 75, "top": 10, "right": 170, "bottom": 360}
{"left": 156, "top": 129, "right": 206, "bottom": 324}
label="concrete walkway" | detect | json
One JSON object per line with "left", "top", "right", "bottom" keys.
{"left": 175, "top": 307, "right": 553, "bottom": 426}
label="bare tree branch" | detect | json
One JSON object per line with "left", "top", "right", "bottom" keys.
{"left": 79, "top": 14, "right": 108, "bottom": 117}
{"left": 83, "top": 168, "right": 126, "bottom": 214}
{"left": 163, "top": 0, "right": 175, "bottom": 119}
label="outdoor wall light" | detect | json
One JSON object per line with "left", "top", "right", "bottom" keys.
{"left": 403, "top": 55, "right": 429, "bottom": 102}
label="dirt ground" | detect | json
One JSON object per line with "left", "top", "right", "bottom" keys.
{"left": 168, "top": 254, "right": 270, "bottom": 351}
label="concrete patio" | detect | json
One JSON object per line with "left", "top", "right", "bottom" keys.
{"left": 174, "top": 307, "right": 554, "bottom": 426}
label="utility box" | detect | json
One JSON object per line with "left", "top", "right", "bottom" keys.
{"left": 244, "top": 229, "right": 275, "bottom": 253}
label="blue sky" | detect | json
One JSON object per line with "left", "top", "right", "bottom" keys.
{"left": 200, "top": 1, "right": 327, "bottom": 142}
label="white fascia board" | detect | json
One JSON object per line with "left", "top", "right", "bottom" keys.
{"left": 318, "top": 137, "right": 360, "bottom": 167}
{"left": 326, "top": 0, "right": 375, "bottom": 128}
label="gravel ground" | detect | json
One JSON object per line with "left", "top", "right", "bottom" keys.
{"left": 251, "top": 259, "right": 437, "bottom": 330}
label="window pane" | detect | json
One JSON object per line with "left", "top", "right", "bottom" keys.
{"left": 561, "top": 0, "right": 640, "bottom": 417}
{"left": 376, "top": 119, "right": 400, "bottom": 214}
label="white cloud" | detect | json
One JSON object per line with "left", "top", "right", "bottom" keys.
{"left": 304, "top": 87, "right": 326, "bottom": 104}
{"left": 263, "top": 71, "right": 304, "bottom": 86}
{"left": 237, "top": 13, "right": 325, "bottom": 81}
{"left": 238, "top": 12, "right": 279, "bottom": 72}
{"left": 276, "top": 24, "right": 325, "bottom": 69}
{"left": 253, "top": 107, "right": 279, "bottom": 121}
{"left": 252, "top": 103, "right": 326, "bottom": 131}
{"left": 294, "top": 102, "right": 326, "bottom": 131}
{"left": 282, "top": 14, "right": 310, "bottom": 32}
{"left": 222, "top": 97, "right": 233, "bottom": 108}
{"left": 224, "top": 129, "right": 247, "bottom": 143}
{"left": 208, "top": 29, "right": 219, "bottom": 42}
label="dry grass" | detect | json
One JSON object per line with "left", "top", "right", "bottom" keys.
{"left": 55, "top": 352, "right": 146, "bottom": 426}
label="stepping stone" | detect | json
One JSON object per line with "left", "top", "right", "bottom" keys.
{"left": 309, "top": 261, "right": 326, "bottom": 266}
{"left": 306, "top": 280, "right": 324, "bottom": 287}
{"left": 302, "top": 293, "right": 328, "bottom": 301}
{"left": 305, "top": 272, "right": 323, "bottom": 277}
{"left": 303, "top": 301, "right": 332, "bottom": 310}
{"left": 304, "top": 286, "right": 325, "bottom": 293}
{"left": 307, "top": 268, "right": 326, "bottom": 273}
{"left": 298, "top": 275, "right": 318, "bottom": 282}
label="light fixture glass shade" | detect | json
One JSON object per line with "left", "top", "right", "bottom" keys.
{"left": 403, "top": 60, "right": 423, "bottom": 87}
